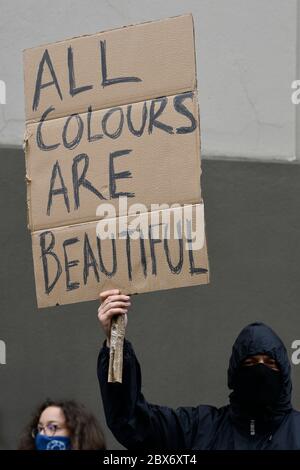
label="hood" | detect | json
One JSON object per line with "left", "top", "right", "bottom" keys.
{"left": 228, "top": 322, "right": 292, "bottom": 413}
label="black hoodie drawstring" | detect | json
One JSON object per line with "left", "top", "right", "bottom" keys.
{"left": 249, "top": 419, "right": 273, "bottom": 446}
{"left": 250, "top": 419, "right": 255, "bottom": 436}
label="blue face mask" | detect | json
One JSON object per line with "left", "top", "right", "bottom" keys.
{"left": 35, "top": 433, "right": 71, "bottom": 450}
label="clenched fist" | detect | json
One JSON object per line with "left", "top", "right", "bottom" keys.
{"left": 98, "top": 289, "right": 131, "bottom": 347}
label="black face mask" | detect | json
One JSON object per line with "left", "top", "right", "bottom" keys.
{"left": 233, "top": 363, "right": 283, "bottom": 412}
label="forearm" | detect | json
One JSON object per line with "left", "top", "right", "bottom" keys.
{"left": 97, "top": 339, "right": 195, "bottom": 450}
{"left": 98, "top": 338, "right": 151, "bottom": 448}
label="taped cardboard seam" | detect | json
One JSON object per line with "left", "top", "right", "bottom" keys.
{"left": 25, "top": 89, "right": 202, "bottom": 232}
{"left": 25, "top": 90, "right": 198, "bottom": 129}
{"left": 25, "top": 86, "right": 197, "bottom": 126}
{"left": 32, "top": 202, "right": 209, "bottom": 308}
{"left": 28, "top": 190, "right": 202, "bottom": 232}
{"left": 31, "top": 201, "right": 204, "bottom": 238}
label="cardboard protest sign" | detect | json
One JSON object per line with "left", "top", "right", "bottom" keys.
{"left": 23, "top": 14, "right": 209, "bottom": 308}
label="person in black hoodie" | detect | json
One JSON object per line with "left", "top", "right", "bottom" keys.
{"left": 97, "top": 289, "right": 300, "bottom": 450}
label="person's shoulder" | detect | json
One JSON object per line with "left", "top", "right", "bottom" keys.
{"left": 290, "top": 408, "right": 300, "bottom": 420}
{"left": 197, "top": 403, "right": 230, "bottom": 418}
{"left": 177, "top": 403, "right": 229, "bottom": 423}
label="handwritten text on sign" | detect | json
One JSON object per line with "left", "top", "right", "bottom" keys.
{"left": 23, "top": 15, "right": 209, "bottom": 307}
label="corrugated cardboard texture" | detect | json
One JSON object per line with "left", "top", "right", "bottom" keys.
{"left": 26, "top": 92, "right": 201, "bottom": 231}
{"left": 23, "top": 14, "right": 209, "bottom": 307}
{"left": 24, "top": 15, "right": 196, "bottom": 123}
{"left": 32, "top": 204, "right": 209, "bottom": 308}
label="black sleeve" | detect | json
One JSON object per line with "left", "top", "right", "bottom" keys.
{"left": 97, "top": 338, "right": 203, "bottom": 450}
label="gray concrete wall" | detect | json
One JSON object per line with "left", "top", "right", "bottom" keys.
{"left": 0, "top": 147, "right": 299, "bottom": 450}
{"left": 0, "top": 0, "right": 297, "bottom": 161}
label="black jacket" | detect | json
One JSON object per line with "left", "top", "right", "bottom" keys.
{"left": 98, "top": 322, "right": 300, "bottom": 449}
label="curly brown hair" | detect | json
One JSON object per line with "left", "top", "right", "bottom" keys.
{"left": 18, "top": 399, "right": 106, "bottom": 450}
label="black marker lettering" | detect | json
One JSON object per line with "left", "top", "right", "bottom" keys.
{"left": 32, "top": 49, "right": 62, "bottom": 111}
{"left": 97, "top": 237, "right": 117, "bottom": 277}
{"left": 62, "top": 113, "right": 83, "bottom": 149}
{"left": 68, "top": 46, "right": 93, "bottom": 96}
{"left": 36, "top": 106, "right": 60, "bottom": 151}
{"left": 148, "top": 224, "right": 162, "bottom": 275}
{"left": 40, "top": 231, "right": 62, "bottom": 294}
{"left": 148, "top": 97, "right": 173, "bottom": 134}
{"left": 139, "top": 232, "right": 147, "bottom": 278}
{"left": 163, "top": 221, "right": 183, "bottom": 274}
{"left": 47, "top": 161, "right": 70, "bottom": 216}
{"left": 102, "top": 107, "right": 124, "bottom": 139}
{"left": 127, "top": 101, "right": 147, "bottom": 137}
{"left": 126, "top": 231, "right": 132, "bottom": 280}
{"left": 83, "top": 233, "right": 99, "bottom": 284}
{"left": 63, "top": 237, "right": 80, "bottom": 291}
{"left": 186, "top": 220, "right": 208, "bottom": 275}
{"left": 87, "top": 106, "right": 103, "bottom": 142}
{"left": 100, "top": 40, "right": 142, "bottom": 87}
{"left": 72, "top": 153, "right": 106, "bottom": 209}
{"left": 109, "top": 149, "right": 135, "bottom": 198}
{"left": 174, "top": 93, "right": 197, "bottom": 134}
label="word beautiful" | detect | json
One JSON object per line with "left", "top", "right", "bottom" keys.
{"left": 40, "top": 214, "right": 206, "bottom": 295}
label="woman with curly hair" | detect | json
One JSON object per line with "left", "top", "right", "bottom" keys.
{"left": 18, "top": 399, "right": 106, "bottom": 450}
